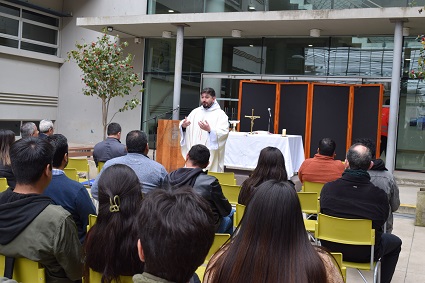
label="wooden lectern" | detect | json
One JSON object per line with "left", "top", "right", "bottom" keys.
{"left": 156, "top": 119, "right": 185, "bottom": 172}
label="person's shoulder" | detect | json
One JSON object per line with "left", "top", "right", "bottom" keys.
{"left": 39, "top": 204, "right": 72, "bottom": 225}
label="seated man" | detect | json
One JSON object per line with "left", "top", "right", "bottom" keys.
{"left": 44, "top": 134, "right": 96, "bottom": 243}
{"left": 20, "top": 122, "right": 39, "bottom": 138}
{"left": 164, "top": 144, "right": 233, "bottom": 234}
{"left": 0, "top": 137, "right": 82, "bottom": 282}
{"left": 39, "top": 119, "right": 54, "bottom": 139}
{"left": 91, "top": 130, "right": 167, "bottom": 199}
{"left": 133, "top": 186, "right": 215, "bottom": 283}
{"left": 93, "top": 122, "right": 126, "bottom": 166}
{"left": 354, "top": 138, "right": 400, "bottom": 234}
{"left": 320, "top": 143, "right": 402, "bottom": 283}
{"left": 298, "top": 138, "right": 345, "bottom": 184}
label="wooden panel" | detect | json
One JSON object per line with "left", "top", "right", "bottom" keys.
{"left": 310, "top": 84, "right": 350, "bottom": 159}
{"left": 239, "top": 81, "right": 278, "bottom": 133}
{"left": 352, "top": 85, "right": 383, "bottom": 155}
{"left": 156, "top": 120, "right": 185, "bottom": 172}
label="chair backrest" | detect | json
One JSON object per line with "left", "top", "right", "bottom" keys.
{"left": 88, "top": 214, "right": 97, "bottom": 229}
{"left": 63, "top": 168, "right": 79, "bottom": 181}
{"left": 207, "top": 171, "right": 236, "bottom": 185}
{"left": 89, "top": 268, "right": 133, "bottom": 283}
{"left": 234, "top": 203, "right": 246, "bottom": 227}
{"left": 97, "top": 161, "right": 105, "bottom": 173}
{"left": 205, "top": 233, "right": 230, "bottom": 263}
{"left": 303, "top": 181, "right": 325, "bottom": 195}
{"left": 220, "top": 184, "right": 241, "bottom": 205}
{"left": 68, "top": 158, "right": 90, "bottom": 173}
{"left": 0, "top": 177, "right": 8, "bottom": 192}
{"left": 0, "top": 255, "right": 46, "bottom": 283}
{"left": 315, "top": 213, "right": 375, "bottom": 269}
{"left": 297, "top": 192, "right": 319, "bottom": 214}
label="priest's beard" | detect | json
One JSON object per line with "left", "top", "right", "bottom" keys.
{"left": 202, "top": 101, "right": 214, "bottom": 109}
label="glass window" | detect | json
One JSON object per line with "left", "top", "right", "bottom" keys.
{"left": 22, "top": 22, "right": 57, "bottom": 45}
{"left": 0, "top": 37, "right": 17, "bottom": 48}
{"left": 21, "top": 42, "right": 57, "bottom": 55}
{"left": 0, "top": 16, "right": 18, "bottom": 36}
{"left": 0, "top": 3, "right": 19, "bottom": 16}
{"left": 22, "top": 10, "right": 59, "bottom": 27}
{"left": 222, "top": 38, "right": 264, "bottom": 73}
{"left": 0, "top": 121, "right": 21, "bottom": 136}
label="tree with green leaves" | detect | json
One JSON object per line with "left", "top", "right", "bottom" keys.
{"left": 410, "top": 35, "right": 425, "bottom": 80}
{"left": 67, "top": 30, "right": 143, "bottom": 139}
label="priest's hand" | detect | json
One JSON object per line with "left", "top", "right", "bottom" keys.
{"left": 182, "top": 117, "right": 191, "bottom": 128}
{"left": 198, "top": 120, "right": 211, "bottom": 133}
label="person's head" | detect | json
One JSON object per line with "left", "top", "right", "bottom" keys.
{"left": 136, "top": 187, "right": 215, "bottom": 283}
{"left": 239, "top": 146, "right": 289, "bottom": 205}
{"left": 126, "top": 130, "right": 148, "bottom": 154}
{"left": 346, "top": 143, "right": 372, "bottom": 170}
{"left": 206, "top": 180, "right": 327, "bottom": 283}
{"left": 187, "top": 144, "right": 210, "bottom": 169}
{"left": 318, "top": 138, "right": 336, "bottom": 157}
{"left": 39, "top": 119, "right": 54, "bottom": 135}
{"left": 47, "top": 134, "right": 68, "bottom": 169}
{"left": 10, "top": 137, "right": 53, "bottom": 187}
{"left": 353, "top": 138, "right": 376, "bottom": 159}
{"left": 0, "top": 129, "right": 15, "bottom": 166}
{"left": 200, "top": 87, "right": 216, "bottom": 109}
{"left": 107, "top": 122, "right": 122, "bottom": 138}
{"left": 84, "top": 164, "right": 143, "bottom": 282}
{"left": 20, "top": 122, "right": 39, "bottom": 138}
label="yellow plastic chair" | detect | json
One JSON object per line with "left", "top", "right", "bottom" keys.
{"left": 68, "top": 158, "right": 90, "bottom": 185}
{"left": 97, "top": 161, "right": 105, "bottom": 173}
{"left": 86, "top": 214, "right": 98, "bottom": 232}
{"left": 0, "top": 177, "right": 8, "bottom": 192}
{"left": 205, "top": 233, "right": 230, "bottom": 263}
{"left": 297, "top": 192, "right": 319, "bottom": 233}
{"left": 89, "top": 268, "right": 133, "bottom": 283}
{"left": 303, "top": 181, "right": 325, "bottom": 195}
{"left": 220, "top": 184, "right": 241, "bottom": 205}
{"left": 315, "top": 213, "right": 381, "bottom": 283}
{"left": 331, "top": 252, "right": 347, "bottom": 283}
{"left": 234, "top": 203, "right": 246, "bottom": 227}
{"left": 64, "top": 168, "right": 79, "bottom": 181}
{"left": 195, "top": 265, "right": 206, "bottom": 282}
{"left": 0, "top": 255, "right": 45, "bottom": 283}
{"left": 207, "top": 171, "right": 237, "bottom": 185}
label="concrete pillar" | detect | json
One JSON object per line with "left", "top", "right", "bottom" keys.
{"left": 172, "top": 25, "right": 184, "bottom": 120}
{"left": 386, "top": 20, "right": 403, "bottom": 172}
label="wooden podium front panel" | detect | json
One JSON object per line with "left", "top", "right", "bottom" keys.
{"left": 156, "top": 120, "right": 185, "bottom": 173}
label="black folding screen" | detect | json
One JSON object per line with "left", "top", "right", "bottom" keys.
{"left": 279, "top": 83, "right": 308, "bottom": 140}
{"left": 239, "top": 82, "right": 277, "bottom": 133}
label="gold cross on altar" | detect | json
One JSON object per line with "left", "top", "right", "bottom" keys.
{"left": 244, "top": 109, "right": 260, "bottom": 134}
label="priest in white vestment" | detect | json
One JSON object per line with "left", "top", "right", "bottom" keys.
{"left": 180, "top": 87, "right": 229, "bottom": 172}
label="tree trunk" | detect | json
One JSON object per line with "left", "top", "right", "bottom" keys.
{"left": 102, "top": 98, "right": 107, "bottom": 140}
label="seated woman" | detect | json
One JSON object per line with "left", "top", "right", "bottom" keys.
{"left": 205, "top": 180, "right": 344, "bottom": 283}
{"left": 238, "top": 146, "right": 294, "bottom": 205}
{"left": 0, "top": 129, "right": 16, "bottom": 188}
{"left": 84, "top": 164, "right": 144, "bottom": 283}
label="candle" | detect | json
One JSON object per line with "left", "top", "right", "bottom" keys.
{"left": 281, "top": 129, "right": 287, "bottom": 136}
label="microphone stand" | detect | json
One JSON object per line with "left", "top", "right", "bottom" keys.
{"left": 142, "top": 106, "right": 179, "bottom": 161}
{"left": 268, "top": 113, "right": 271, "bottom": 133}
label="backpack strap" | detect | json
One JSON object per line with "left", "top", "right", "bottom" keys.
{"left": 4, "top": 257, "right": 14, "bottom": 279}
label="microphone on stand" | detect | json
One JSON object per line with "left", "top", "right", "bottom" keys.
{"left": 267, "top": 108, "right": 272, "bottom": 133}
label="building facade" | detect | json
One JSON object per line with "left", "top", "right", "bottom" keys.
{"left": 1, "top": 0, "right": 425, "bottom": 171}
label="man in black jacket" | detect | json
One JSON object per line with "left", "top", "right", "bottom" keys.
{"left": 164, "top": 144, "right": 233, "bottom": 233}
{"left": 320, "top": 143, "right": 402, "bottom": 283}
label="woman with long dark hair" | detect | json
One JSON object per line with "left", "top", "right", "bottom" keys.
{"left": 206, "top": 180, "right": 343, "bottom": 283}
{"left": 238, "top": 146, "right": 294, "bottom": 205}
{"left": 84, "top": 164, "right": 144, "bottom": 282}
{"left": 0, "top": 129, "right": 16, "bottom": 188}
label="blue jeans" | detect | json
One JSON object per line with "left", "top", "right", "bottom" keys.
{"left": 217, "top": 209, "right": 235, "bottom": 234}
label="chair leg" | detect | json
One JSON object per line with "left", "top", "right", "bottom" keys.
{"left": 357, "top": 270, "right": 368, "bottom": 283}
{"left": 373, "top": 260, "right": 381, "bottom": 283}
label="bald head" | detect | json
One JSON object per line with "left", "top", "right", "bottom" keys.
{"left": 346, "top": 144, "right": 372, "bottom": 170}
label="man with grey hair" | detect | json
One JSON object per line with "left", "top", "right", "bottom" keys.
{"left": 20, "top": 122, "right": 39, "bottom": 138}
{"left": 320, "top": 143, "right": 402, "bottom": 283}
{"left": 39, "top": 120, "right": 54, "bottom": 139}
